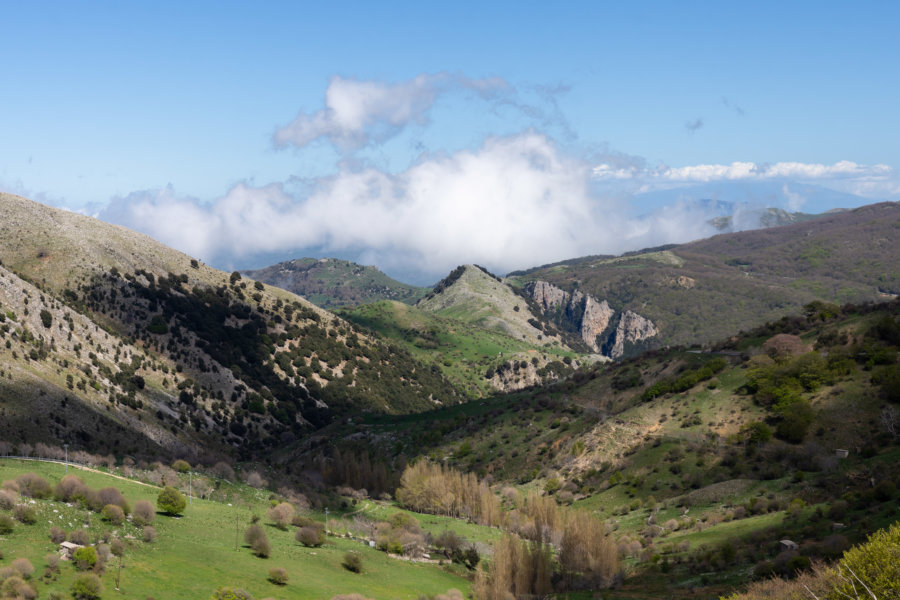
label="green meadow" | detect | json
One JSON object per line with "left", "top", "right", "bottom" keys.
{"left": 0, "top": 460, "right": 471, "bottom": 600}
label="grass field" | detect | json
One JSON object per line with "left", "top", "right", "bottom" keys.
{"left": 0, "top": 460, "right": 471, "bottom": 600}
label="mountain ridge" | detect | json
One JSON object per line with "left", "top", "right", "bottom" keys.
{"left": 242, "top": 257, "right": 429, "bottom": 309}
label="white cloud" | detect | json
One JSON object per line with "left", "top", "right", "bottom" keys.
{"left": 103, "top": 132, "right": 721, "bottom": 281}
{"left": 273, "top": 73, "right": 509, "bottom": 151}
{"left": 593, "top": 159, "right": 894, "bottom": 190}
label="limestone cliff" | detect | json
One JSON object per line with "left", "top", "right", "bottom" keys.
{"left": 580, "top": 295, "right": 615, "bottom": 350}
{"left": 522, "top": 280, "right": 658, "bottom": 359}
{"left": 606, "top": 310, "right": 659, "bottom": 359}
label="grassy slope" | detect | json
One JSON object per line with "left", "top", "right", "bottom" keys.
{"left": 0, "top": 460, "right": 470, "bottom": 600}
{"left": 243, "top": 258, "right": 429, "bottom": 310}
{"left": 339, "top": 300, "right": 575, "bottom": 397}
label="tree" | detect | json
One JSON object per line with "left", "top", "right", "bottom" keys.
{"left": 157, "top": 485, "right": 186, "bottom": 516}
{"left": 71, "top": 574, "right": 103, "bottom": 600}
{"left": 172, "top": 459, "right": 191, "bottom": 473}
{"left": 831, "top": 521, "right": 900, "bottom": 600}
{"left": 39, "top": 309, "right": 52, "bottom": 328}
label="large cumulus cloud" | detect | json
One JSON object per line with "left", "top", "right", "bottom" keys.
{"left": 104, "top": 131, "right": 719, "bottom": 281}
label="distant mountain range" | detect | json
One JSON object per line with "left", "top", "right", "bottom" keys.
{"left": 253, "top": 203, "right": 899, "bottom": 363}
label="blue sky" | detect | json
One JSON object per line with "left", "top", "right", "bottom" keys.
{"left": 2, "top": 1, "right": 899, "bottom": 283}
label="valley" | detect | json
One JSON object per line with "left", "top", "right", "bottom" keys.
{"left": 0, "top": 194, "right": 898, "bottom": 599}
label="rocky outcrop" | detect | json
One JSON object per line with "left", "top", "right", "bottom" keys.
{"left": 529, "top": 280, "right": 570, "bottom": 313}
{"left": 523, "top": 280, "right": 657, "bottom": 358}
{"left": 607, "top": 310, "right": 659, "bottom": 359}
{"left": 580, "top": 295, "right": 615, "bottom": 350}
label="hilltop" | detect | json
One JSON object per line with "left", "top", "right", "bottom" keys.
{"left": 242, "top": 258, "right": 429, "bottom": 309}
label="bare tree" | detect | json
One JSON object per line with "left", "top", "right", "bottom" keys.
{"left": 882, "top": 405, "right": 899, "bottom": 439}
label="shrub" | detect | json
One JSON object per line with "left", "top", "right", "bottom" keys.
{"left": 157, "top": 485, "right": 186, "bottom": 515}
{"left": 245, "top": 471, "right": 266, "bottom": 488}
{"left": 50, "top": 526, "right": 67, "bottom": 543}
{"left": 54, "top": 474, "right": 87, "bottom": 502}
{"left": 0, "top": 576, "right": 36, "bottom": 600}
{"left": 110, "top": 537, "right": 126, "bottom": 557}
{"left": 45, "top": 553, "right": 60, "bottom": 573}
{"left": 97, "top": 487, "right": 130, "bottom": 514}
{"left": 292, "top": 515, "right": 318, "bottom": 528}
{"left": 244, "top": 524, "right": 270, "bottom": 558}
{"left": 211, "top": 587, "right": 255, "bottom": 600}
{"left": 267, "top": 567, "right": 289, "bottom": 585}
{"left": 342, "top": 552, "right": 362, "bottom": 573}
{"left": 72, "top": 546, "right": 98, "bottom": 571}
{"left": 143, "top": 526, "right": 157, "bottom": 543}
{"left": 0, "top": 514, "right": 14, "bottom": 534}
{"left": 132, "top": 499, "right": 156, "bottom": 526}
{"left": 14, "top": 504, "right": 36, "bottom": 524}
{"left": 296, "top": 525, "right": 325, "bottom": 547}
{"left": 266, "top": 502, "right": 294, "bottom": 530}
{"left": 11, "top": 557, "right": 34, "bottom": 579}
{"left": 69, "top": 529, "right": 90, "bottom": 545}
{"left": 212, "top": 462, "right": 235, "bottom": 481}
{"left": 15, "top": 473, "right": 52, "bottom": 498}
{"left": 172, "top": 459, "right": 191, "bottom": 473}
{"left": 0, "top": 489, "right": 17, "bottom": 509}
{"left": 543, "top": 478, "right": 561, "bottom": 494}
{"left": 71, "top": 573, "right": 103, "bottom": 600}
{"left": 101, "top": 504, "right": 125, "bottom": 525}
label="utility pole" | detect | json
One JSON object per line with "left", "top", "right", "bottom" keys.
{"left": 325, "top": 507, "right": 329, "bottom": 537}
{"left": 189, "top": 470, "right": 192, "bottom": 505}
{"left": 235, "top": 513, "right": 239, "bottom": 551}
{"left": 64, "top": 443, "right": 68, "bottom": 474}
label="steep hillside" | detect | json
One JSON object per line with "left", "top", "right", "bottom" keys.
{"left": 0, "top": 194, "right": 461, "bottom": 460}
{"left": 242, "top": 257, "right": 429, "bottom": 309}
{"left": 509, "top": 201, "right": 900, "bottom": 350}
